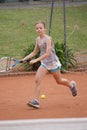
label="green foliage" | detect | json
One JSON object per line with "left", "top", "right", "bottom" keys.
{"left": 55, "top": 42, "right": 77, "bottom": 71}
{"left": 23, "top": 42, "right": 77, "bottom": 71}
{"left": 0, "top": 5, "right": 87, "bottom": 58}
{"left": 23, "top": 43, "right": 40, "bottom": 71}
{"left": 0, "top": 5, "right": 86, "bottom": 71}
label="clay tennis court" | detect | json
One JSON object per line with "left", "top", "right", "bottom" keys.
{"left": 0, "top": 72, "right": 87, "bottom": 120}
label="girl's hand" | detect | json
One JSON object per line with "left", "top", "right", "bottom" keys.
{"left": 30, "top": 59, "right": 37, "bottom": 65}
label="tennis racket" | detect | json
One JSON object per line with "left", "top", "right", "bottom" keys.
{"left": 8, "top": 58, "right": 30, "bottom": 70}
{"left": 0, "top": 57, "right": 30, "bottom": 72}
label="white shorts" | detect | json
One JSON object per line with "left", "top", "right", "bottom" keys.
{"left": 41, "top": 63, "right": 61, "bottom": 73}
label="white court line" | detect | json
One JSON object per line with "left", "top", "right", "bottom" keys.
{"left": 0, "top": 118, "right": 87, "bottom": 130}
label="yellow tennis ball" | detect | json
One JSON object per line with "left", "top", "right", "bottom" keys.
{"left": 41, "top": 94, "right": 46, "bottom": 99}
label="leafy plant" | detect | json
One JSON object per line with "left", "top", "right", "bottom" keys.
{"left": 23, "top": 41, "right": 77, "bottom": 71}
{"left": 55, "top": 42, "right": 77, "bottom": 71}
{"left": 23, "top": 43, "right": 40, "bottom": 71}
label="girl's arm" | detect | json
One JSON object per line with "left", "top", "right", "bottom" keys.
{"left": 30, "top": 37, "right": 52, "bottom": 64}
{"left": 23, "top": 41, "right": 39, "bottom": 61}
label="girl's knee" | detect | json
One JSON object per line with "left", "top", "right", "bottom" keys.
{"left": 56, "top": 79, "right": 62, "bottom": 84}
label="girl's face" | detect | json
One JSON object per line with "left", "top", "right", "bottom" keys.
{"left": 35, "top": 23, "right": 46, "bottom": 36}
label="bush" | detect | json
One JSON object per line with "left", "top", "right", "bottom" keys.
{"left": 23, "top": 42, "right": 77, "bottom": 71}
{"left": 23, "top": 43, "right": 40, "bottom": 71}
{"left": 55, "top": 42, "right": 77, "bottom": 71}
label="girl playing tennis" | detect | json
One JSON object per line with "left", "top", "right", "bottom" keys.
{"left": 23, "top": 21, "right": 77, "bottom": 109}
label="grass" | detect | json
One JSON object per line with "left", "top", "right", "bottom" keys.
{"left": 0, "top": 5, "right": 87, "bottom": 59}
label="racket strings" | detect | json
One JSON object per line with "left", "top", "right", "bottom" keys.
{"left": 9, "top": 58, "right": 22, "bottom": 69}
{"left": 8, "top": 58, "right": 16, "bottom": 69}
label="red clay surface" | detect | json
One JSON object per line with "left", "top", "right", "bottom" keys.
{"left": 0, "top": 72, "right": 87, "bottom": 120}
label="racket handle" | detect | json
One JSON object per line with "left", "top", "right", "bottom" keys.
{"left": 19, "top": 60, "right": 24, "bottom": 63}
{"left": 20, "top": 59, "right": 30, "bottom": 63}
{"left": 26, "top": 59, "right": 30, "bottom": 62}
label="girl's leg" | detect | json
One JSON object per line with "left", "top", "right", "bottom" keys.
{"left": 52, "top": 70, "right": 71, "bottom": 88}
{"left": 52, "top": 70, "right": 77, "bottom": 96}
{"left": 27, "top": 65, "right": 48, "bottom": 108}
{"left": 34, "top": 65, "right": 48, "bottom": 100}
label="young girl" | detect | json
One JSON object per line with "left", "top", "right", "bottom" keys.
{"left": 23, "top": 21, "right": 77, "bottom": 109}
